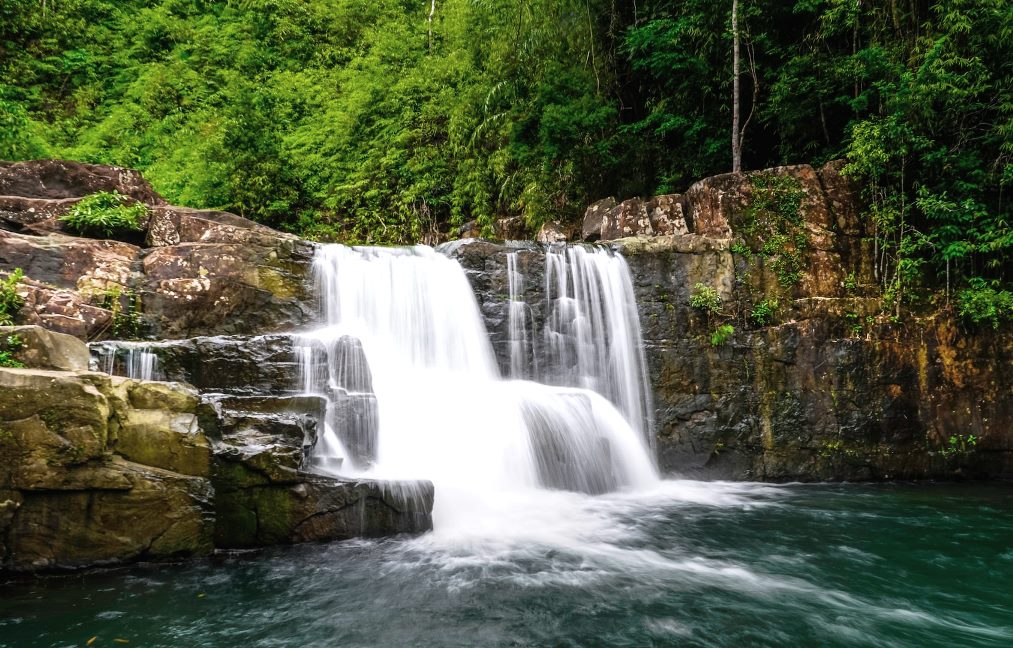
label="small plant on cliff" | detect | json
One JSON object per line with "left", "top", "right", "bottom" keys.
{"left": 743, "top": 174, "right": 809, "bottom": 288}
{"left": 940, "top": 434, "right": 978, "bottom": 457}
{"left": 750, "top": 298, "right": 779, "bottom": 326}
{"left": 957, "top": 278, "right": 1013, "bottom": 330}
{"left": 0, "top": 268, "right": 24, "bottom": 326}
{"left": 60, "top": 191, "right": 148, "bottom": 238}
{"left": 710, "top": 324, "right": 734, "bottom": 347}
{"left": 690, "top": 283, "right": 721, "bottom": 315}
{"left": 0, "top": 334, "right": 24, "bottom": 368}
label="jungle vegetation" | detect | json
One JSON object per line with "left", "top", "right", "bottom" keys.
{"left": 1, "top": 0, "right": 1010, "bottom": 319}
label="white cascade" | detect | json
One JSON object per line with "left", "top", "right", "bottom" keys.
{"left": 506, "top": 245, "right": 655, "bottom": 450}
{"left": 93, "top": 342, "right": 160, "bottom": 381}
{"left": 296, "top": 244, "right": 658, "bottom": 528}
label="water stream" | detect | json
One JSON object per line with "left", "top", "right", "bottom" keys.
{"left": 294, "top": 243, "right": 657, "bottom": 528}
{"left": 29, "top": 243, "right": 1009, "bottom": 647}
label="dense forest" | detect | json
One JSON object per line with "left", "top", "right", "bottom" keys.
{"left": 0, "top": 0, "right": 1010, "bottom": 321}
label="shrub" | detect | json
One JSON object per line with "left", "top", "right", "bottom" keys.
{"left": 957, "top": 278, "right": 1013, "bottom": 329}
{"left": 710, "top": 324, "right": 734, "bottom": 347}
{"left": 750, "top": 298, "right": 779, "bottom": 326}
{"left": 0, "top": 334, "right": 24, "bottom": 368}
{"left": 689, "top": 283, "right": 721, "bottom": 315}
{"left": 60, "top": 191, "right": 148, "bottom": 238}
{"left": 0, "top": 268, "right": 24, "bottom": 326}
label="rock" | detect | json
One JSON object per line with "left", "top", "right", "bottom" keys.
{"left": 0, "top": 196, "right": 79, "bottom": 234}
{"left": 581, "top": 197, "right": 616, "bottom": 241}
{"left": 0, "top": 160, "right": 165, "bottom": 205}
{"left": 140, "top": 238, "right": 316, "bottom": 338}
{"left": 145, "top": 206, "right": 283, "bottom": 248}
{"left": 0, "top": 368, "right": 216, "bottom": 571}
{"left": 0, "top": 325, "right": 90, "bottom": 371}
{"left": 601, "top": 198, "right": 655, "bottom": 240}
{"left": 536, "top": 221, "right": 571, "bottom": 244}
{"left": 92, "top": 335, "right": 303, "bottom": 394}
{"left": 0, "top": 229, "right": 141, "bottom": 295}
{"left": 14, "top": 280, "right": 115, "bottom": 340}
{"left": 214, "top": 476, "right": 434, "bottom": 548}
{"left": 645, "top": 194, "right": 689, "bottom": 236}
{"left": 494, "top": 216, "right": 527, "bottom": 240}
{"left": 5, "top": 459, "right": 213, "bottom": 571}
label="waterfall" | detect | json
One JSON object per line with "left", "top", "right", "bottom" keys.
{"left": 92, "top": 342, "right": 160, "bottom": 381}
{"left": 296, "top": 243, "right": 657, "bottom": 525}
{"left": 507, "top": 245, "right": 655, "bottom": 451}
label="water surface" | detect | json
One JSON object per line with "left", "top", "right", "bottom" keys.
{"left": 3, "top": 481, "right": 1011, "bottom": 648}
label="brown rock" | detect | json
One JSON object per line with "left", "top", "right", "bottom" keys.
{"left": 0, "top": 325, "right": 90, "bottom": 371}
{"left": 0, "top": 160, "right": 165, "bottom": 205}
{"left": 601, "top": 198, "right": 654, "bottom": 240}
{"left": 645, "top": 194, "right": 689, "bottom": 236}
{"left": 536, "top": 221, "right": 571, "bottom": 244}
{"left": 581, "top": 197, "right": 616, "bottom": 241}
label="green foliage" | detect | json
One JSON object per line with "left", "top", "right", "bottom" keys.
{"left": 689, "top": 283, "right": 721, "bottom": 315}
{"left": 100, "top": 286, "right": 144, "bottom": 339}
{"left": 0, "top": 0, "right": 1007, "bottom": 300}
{"left": 939, "top": 434, "right": 978, "bottom": 457}
{"left": 0, "top": 268, "right": 25, "bottom": 326}
{"left": 710, "top": 324, "right": 734, "bottom": 347}
{"left": 60, "top": 192, "right": 148, "bottom": 238}
{"left": 743, "top": 174, "right": 809, "bottom": 288}
{"left": 957, "top": 278, "right": 1013, "bottom": 329}
{"left": 750, "top": 298, "right": 779, "bottom": 327}
{"left": 0, "top": 334, "right": 25, "bottom": 368}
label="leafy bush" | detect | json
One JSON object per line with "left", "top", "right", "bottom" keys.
{"left": 689, "top": 283, "right": 721, "bottom": 315}
{"left": 710, "top": 324, "right": 734, "bottom": 347}
{"left": 750, "top": 298, "right": 779, "bottom": 326}
{"left": 0, "top": 268, "right": 24, "bottom": 326}
{"left": 0, "top": 334, "right": 24, "bottom": 368}
{"left": 60, "top": 192, "right": 148, "bottom": 238}
{"left": 957, "top": 278, "right": 1013, "bottom": 329}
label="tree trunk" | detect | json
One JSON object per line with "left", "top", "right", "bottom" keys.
{"left": 731, "top": 0, "right": 741, "bottom": 173}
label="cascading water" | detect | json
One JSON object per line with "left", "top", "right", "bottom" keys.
{"left": 92, "top": 342, "right": 160, "bottom": 381}
{"left": 507, "top": 245, "right": 655, "bottom": 451}
{"left": 296, "top": 243, "right": 658, "bottom": 528}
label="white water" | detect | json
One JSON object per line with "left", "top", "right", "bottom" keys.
{"left": 92, "top": 342, "right": 160, "bottom": 381}
{"left": 296, "top": 244, "right": 658, "bottom": 529}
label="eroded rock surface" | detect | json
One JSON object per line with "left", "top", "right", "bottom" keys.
{"left": 0, "top": 329, "right": 433, "bottom": 573}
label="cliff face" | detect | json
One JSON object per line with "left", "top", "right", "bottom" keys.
{"left": 0, "top": 158, "right": 1010, "bottom": 575}
{"left": 450, "top": 161, "right": 1012, "bottom": 481}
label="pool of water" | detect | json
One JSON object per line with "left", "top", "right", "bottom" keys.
{"left": 3, "top": 481, "right": 1012, "bottom": 648}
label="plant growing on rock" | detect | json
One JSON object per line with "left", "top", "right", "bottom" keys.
{"left": 0, "top": 268, "right": 24, "bottom": 326}
{"left": 60, "top": 191, "right": 148, "bottom": 238}
{"left": 710, "top": 324, "right": 734, "bottom": 347}
{"left": 750, "top": 298, "right": 779, "bottom": 327}
{"left": 0, "top": 334, "right": 24, "bottom": 368}
{"left": 689, "top": 283, "right": 721, "bottom": 315}
{"left": 957, "top": 278, "right": 1013, "bottom": 329}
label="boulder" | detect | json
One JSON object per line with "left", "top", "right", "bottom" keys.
{"left": 645, "top": 194, "right": 689, "bottom": 236}
{"left": 145, "top": 206, "right": 284, "bottom": 248}
{"left": 0, "top": 325, "right": 90, "bottom": 371}
{"left": 581, "top": 197, "right": 616, "bottom": 241}
{"left": 536, "top": 221, "right": 571, "bottom": 244}
{"left": 0, "top": 160, "right": 165, "bottom": 205}
{"left": 0, "top": 196, "right": 79, "bottom": 233}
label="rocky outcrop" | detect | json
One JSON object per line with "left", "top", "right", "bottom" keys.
{"left": 0, "top": 328, "right": 433, "bottom": 573}
{"left": 0, "top": 161, "right": 317, "bottom": 340}
{"left": 450, "top": 161, "right": 1012, "bottom": 482}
